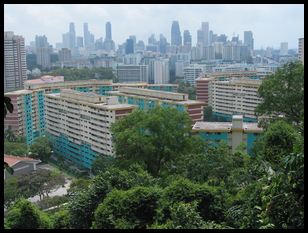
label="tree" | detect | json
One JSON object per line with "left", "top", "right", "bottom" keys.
{"left": 111, "top": 107, "right": 193, "bottom": 176}
{"left": 5, "top": 198, "right": 52, "bottom": 229}
{"left": 67, "top": 164, "right": 154, "bottom": 229}
{"left": 252, "top": 120, "right": 301, "bottom": 169}
{"left": 155, "top": 177, "right": 225, "bottom": 224}
{"left": 29, "top": 136, "right": 52, "bottom": 162}
{"left": 4, "top": 126, "right": 16, "bottom": 142}
{"left": 67, "top": 178, "right": 90, "bottom": 196}
{"left": 92, "top": 186, "right": 161, "bottom": 229}
{"left": 4, "top": 141, "right": 28, "bottom": 156}
{"left": 4, "top": 96, "right": 13, "bottom": 118}
{"left": 255, "top": 61, "right": 304, "bottom": 130}
{"left": 52, "top": 208, "right": 71, "bottom": 229}
{"left": 4, "top": 177, "right": 19, "bottom": 208}
{"left": 203, "top": 106, "right": 213, "bottom": 121}
{"left": 67, "top": 174, "right": 112, "bottom": 228}
{"left": 91, "top": 155, "right": 116, "bottom": 175}
{"left": 4, "top": 96, "right": 14, "bottom": 174}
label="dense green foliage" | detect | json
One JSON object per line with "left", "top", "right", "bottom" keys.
{"left": 5, "top": 199, "right": 52, "bottom": 229}
{"left": 29, "top": 136, "right": 52, "bottom": 162}
{"left": 255, "top": 61, "right": 304, "bottom": 131}
{"left": 44, "top": 67, "right": 116, "bottom": 82}
{"left": 177, "top": 80, "right": 196, "bottom": 99}
{"left": 4, "top": 170, "right": 65, "bottom": 208}
{"left": 4, "top": 62, "right": 304, "bottom": 229}
{"left": 111, "top": 107, "right": 195, "bottom": 176}
{"left": 4, "top": 141, "right": 28, "bottom": 156}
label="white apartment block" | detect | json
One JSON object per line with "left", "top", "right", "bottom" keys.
{"left": 298, "top": 38, "right": 304, "bottom": 65}
{"left": 116, "top": 64, "right": 148, "bottom": 83}
{"left": 154, "top": 59, "right": 170, "bottom": 84}
{"left": 184, "top": 64, "right": 203, "bottom": 86}
{"left": 45, "top": 89, "right": 135, "bottom": 169}
{"left": 208, "top": 78, "right": 262, "bottom": 120}
{"left": 4, "top": 31, "right": 27, "bottom": 92}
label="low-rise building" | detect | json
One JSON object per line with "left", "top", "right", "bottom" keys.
{"left": 192, "top": 115, "right": 263, "bottom": 154}
{"left": 107, "top": 87, "right": 204, "bottom": 123}
{"left": 4, "top": 155, "right": 41, "bottom": 180}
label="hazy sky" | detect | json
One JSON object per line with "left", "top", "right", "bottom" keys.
{"left": 5, "top": 4, "right": 304, "bottom": 49}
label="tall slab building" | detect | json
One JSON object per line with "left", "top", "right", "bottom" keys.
{"left": 4, "top": 31, "right": 27, "bottom": 92}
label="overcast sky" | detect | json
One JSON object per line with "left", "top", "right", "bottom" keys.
{"left": 4, "top": 4, "right": 304, "bottom": 50}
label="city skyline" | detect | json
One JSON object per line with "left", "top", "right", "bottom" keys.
{"left": 5, "top": 4, "right": 304, "bottom": 50}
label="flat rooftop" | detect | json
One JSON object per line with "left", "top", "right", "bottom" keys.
{"left": 192, "top": 121, "right": 263, "bottom": 133}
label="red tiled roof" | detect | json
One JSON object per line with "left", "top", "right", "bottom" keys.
{"left": 4, "top": 155, "right": 41, "bottom": 167}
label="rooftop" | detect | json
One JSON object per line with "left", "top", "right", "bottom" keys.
{"left": 4, "top": 155, "right": 41, "bottom": 167}
{"left": 24, "top": 76, "right": 64, "bottom": 85}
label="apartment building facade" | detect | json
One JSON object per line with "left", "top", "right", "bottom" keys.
{"left": 107, "top": 87, "right": 204, "bottom": 123}
{"left": 45, "top": 89, "right": 135, "bottom": 169}
{"left": 4, "top": 89, "right": 45, "bottom": 145}
{"left": 192, "top": 115, "right": 263, "bottom": 154}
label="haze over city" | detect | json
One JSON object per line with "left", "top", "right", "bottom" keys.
{"left": 4, "top": 4, "right": 304, "bottom": 49}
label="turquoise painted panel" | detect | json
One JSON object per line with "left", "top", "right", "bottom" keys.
{"left": 49, "top": 133, "right": 98, "bottom": 169}
{"left": 247, "top": 133, "right": 259, "bottom": 155}
{"left": 98, "top": 86, "right": 113, "bottom": 96}
{"left": 199, "top": 132, "right": 229, "bottom": 147}
{"left": 51, "top": 89, "right": 60, "bottom": 93}
{"left": 213, "top": 112, "right": 257, "bottom": 123}
{"left": 24, "top": 94, "right": 33, "bottom": 145}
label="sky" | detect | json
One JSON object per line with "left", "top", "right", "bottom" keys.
{"left": 4, "top": 4, "right": 304, "bottom": 50}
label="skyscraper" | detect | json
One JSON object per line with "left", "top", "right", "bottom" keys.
{"left": 84, "top": 23, "right": 90, "bottom": 49}
{"left": 183, "top": 30, "right": 192, "bottom": 52}
{"left": 105, "top": 22, "right": 112, "bottom": 41}
{"left": 125, "top": 38, "right": 134, "bottom": 54}
{"left": 69, "top": 22, "right": 76, "bottom": 49}
{"left": 76, "top": 36, "right": 83, "bottom": 48}
{"left": 35, "top": 35, "right": 51, "bottom": 69}
{"left": 154, "top": 59, "right": 170, "bottom": 84}
{"left": 201, "top": 22, "right": 209, "bottom": 47}
{"left": 171, "top": 21, "right": 182, "bottom": 46}
{"left": 298, "top": 38, "right": 304, "bottom": 65}
{"left": 4, "top": 31, "right": 27, "bottom": 92}
{"left": 159, "top": 34, "right": 167, "bottom": 54}
{"left": 197, "top": 30, "right": 204, "bottom": 45}
{"left": 280, "top": 42, "right": 288, "bottom": 56}
{"left": 244, "top": 31, "right": 254, "bottom": 51}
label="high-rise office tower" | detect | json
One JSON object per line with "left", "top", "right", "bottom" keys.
{"left": 280, "top": 42, "right": 288, "bottom": 56}
{"left": 217, "top": 34, "right": 227, "bottom": 44}
{"left": 298, "top": 38, "right": 304, "bottom": 65}
{"left": 159, "top": 34, "right": 167, "bottom": 54}
{"left": 209, "top": 30, "right": 213, "bottom": 46}
{"left": 104, "top": 22, "right": 115, "bottom": 52}
{"left": 129, "top": 35, "right": 137, "bottom": 45}
{"left": 171, "top": 21, "right": 182, "bottom": 46}
{"left": 62, "top": 32, "right": 70, "bottom": 48}
{"left": 84, "top": 23, "right": 90, "bottom": 49}
{"left": 105, "top": 22, "right": 112, "bottom": 41}
{"left": 125, "top": 38, "right": 134, "bottom": 54}
{"left": 76, "top": 36, "right": 83, "bottom": 48}
{"left": 183, "top": 30, "right": 192, "bottom": 52}
{"left": 197, "top": 29, "right": 204, "bottom": 47}
{"left": 148, "top": 34, "right": 157, "bottom": 45}
{"left": 4, "top": 31, "right": 27, "bottom": 92}
{"left": 35, "top": 35, "right": 51, "bottom": 69}
{"left": 201, "top": 22, "right": 209, "bottom": 47}
{"left": 244, "top": 31, "right": 254, "bottom": 52}
{"left": 69, "top": 22, "right": 76, "bottom": 49}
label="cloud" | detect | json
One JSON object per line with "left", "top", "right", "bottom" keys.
{"left": 4, "top": 4, "right": 304, "bottom": 49}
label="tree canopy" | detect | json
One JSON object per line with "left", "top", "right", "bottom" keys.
{"left": 111, "top": 107, "right": 195, "bottom": 176}
{"left": 255, "top": 61, "right": 304, "bottom": 130}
